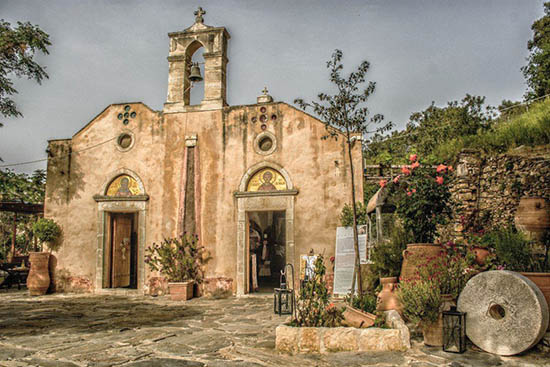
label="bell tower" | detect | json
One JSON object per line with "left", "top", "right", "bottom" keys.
{"left": 164, "top": 7, "right": 230, "bottom": 112}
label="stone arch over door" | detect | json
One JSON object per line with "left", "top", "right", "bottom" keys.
{"left": 93, "top": 169, "right": 149, "bottom": 294}
{"left": 235, "top": 162, "right": 298, "bottom": 295}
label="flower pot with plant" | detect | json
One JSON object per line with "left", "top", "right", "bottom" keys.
{"left": 489, "top": 226, "right": 550, "bottom": 330}
{"left": 145, "top": 233, "right": 209, "bottom": 301}
{"left": 398, "top": 247, "right": 474, "bottom": 346}
{"left": 381, "top": 156, "right": 453, "bottom": 281}
{"left": 28, "top": 218, "right": 61, "bottom": 296}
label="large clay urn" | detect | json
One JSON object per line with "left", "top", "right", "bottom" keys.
{"left": 376, "top": 276, "right": 402, "bottom": 314}
{"left": 520, "top": 272, "right": 550, "bottom": 331}
{"left": 27, "top": 252, "right": 51, "bottom": 296}
{"left": 401, "top": 243, "right": 445, "bottom": 281}
{"left": 514, "top": 197, "right": 550, "bottom": 241}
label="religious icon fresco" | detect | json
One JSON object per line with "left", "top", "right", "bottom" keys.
{"left": 106, "top": 175, "right": 142, "bottom": 196}
{"left": 246, "top": 168, "right": 287, "bottom": 192}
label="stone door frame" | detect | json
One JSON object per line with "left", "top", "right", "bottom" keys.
{"left": 235, "top": 162, "right": 298, "bottom": 295}
{"left": 93, "top": 169, "right": 148, "bottom": 295}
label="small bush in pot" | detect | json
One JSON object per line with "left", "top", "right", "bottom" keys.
{"left": 32, "top": 218, "right": 61, "bottom": 252}
{"left": 145, "top": 233, "right": 210, "bottom": 300}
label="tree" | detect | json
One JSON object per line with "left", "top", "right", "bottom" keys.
{"left": 0, "top": 19, "right": 51, "bottom": 125}
{"left": 522, "top": 2, "right": 550, "bottom": 100}
{"left": 0, "top": 168, "right": 45, "bottom": 259}
{"left": 365, "top": 94, "right": 493, "bottom": 165}
{"left": 295, "top": 50, "right": 392, "bottom": 294}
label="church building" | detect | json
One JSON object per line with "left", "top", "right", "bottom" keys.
{"left": 44, "top": 8, "right": 363, "bottom": 296}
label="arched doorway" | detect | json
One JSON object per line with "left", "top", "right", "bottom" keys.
{"left": 235, "top": 162, "right": 298, "bottom": 295}
{"left": 93, "top": 169, "right": 149, "bottom": 294}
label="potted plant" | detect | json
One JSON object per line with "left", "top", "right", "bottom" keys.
{"left": 381, "top": 155, "right": 453, "bottom": 280}
{"left": 145, "top": 233, "right": 209, "bottom": 301}
{"left": 398, "top": 246, "right": 474, "bottom": 346}
{"left": 291, "top": 255, "right": 345, "bottom": 327}
{"left": 28, "top": 218, "right": 61, "bottom": 296}
{"left": 489, "top": 226, "right": 550, "bottom": 329}
{"left": 343, "top": 292, "right": 377, "bottom": 328}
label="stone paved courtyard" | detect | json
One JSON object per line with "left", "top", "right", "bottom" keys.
{"left": 0, "top": 290, "right": 548, "bottom": 367}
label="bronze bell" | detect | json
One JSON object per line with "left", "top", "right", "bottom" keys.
{"left": 189, "top": 62, "right": 203, "bottom": 82}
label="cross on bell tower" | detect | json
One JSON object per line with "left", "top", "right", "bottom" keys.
{"left": 164, "top": 8, "right": 230, "bottom": 112}
{"left": 194, "top": 7, "right": 205, "bottom": 24}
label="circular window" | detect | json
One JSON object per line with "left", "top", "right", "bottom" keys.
{"left": 124, "top": 105, "right": 131, "bottom": 112}
{"left": 260, "top": 114, "right": 267, "bottom": 122}
{"left": 253, "top": 131, "right": 277, "bottom": 156}
{"left": 259, "top": 136, "right": 273, "bottom": 152}
{"left": 116, "top": 131, "right": 135, "bottom": 152}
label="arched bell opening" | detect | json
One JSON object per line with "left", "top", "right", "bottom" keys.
{"left": 184, "top": 40, "right": 205, "bottom": 106}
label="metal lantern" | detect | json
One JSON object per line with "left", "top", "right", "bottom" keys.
{"left": 274, "top": 264, "right": 295, "bottom": 316}
{"left": 443, "top": 306, "right": 466, "bottom": 353}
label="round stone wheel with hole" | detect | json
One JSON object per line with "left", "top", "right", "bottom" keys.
{"left": 457, "top": 270, "right": 549, "bottom": 356}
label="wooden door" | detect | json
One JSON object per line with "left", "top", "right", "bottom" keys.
{"left": 111, "top": 213, "right": 133, "bottom": 288}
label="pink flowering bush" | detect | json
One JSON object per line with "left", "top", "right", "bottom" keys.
{"left": 381, "top": 155, "right": 453, "bottom": 243}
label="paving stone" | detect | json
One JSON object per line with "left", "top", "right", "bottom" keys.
{"left": 124, "top": 358, "right": 204, "bottom": 366}
{"left": 0, "top": 291, "right": 549, "bottom": 366}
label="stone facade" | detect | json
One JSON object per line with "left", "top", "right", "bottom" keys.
{"left": 449, "top": 148, "right": 550, "bottom": 236}
{"left": 44, "top": 13, "right": 363, "bottom": 295}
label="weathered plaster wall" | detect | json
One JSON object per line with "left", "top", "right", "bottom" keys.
{"left": 45, "top": 101, "right": 363, "bottom": 294}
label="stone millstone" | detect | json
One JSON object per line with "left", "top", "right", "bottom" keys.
{"left": 457, "top": 270, "right": 549, "bottom": 356}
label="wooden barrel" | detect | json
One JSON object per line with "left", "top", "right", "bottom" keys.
{"left": 514, "top": 197, "right": 550, "bottom": 241}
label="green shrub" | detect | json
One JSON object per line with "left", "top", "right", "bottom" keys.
{"left": 340, "top": 202, "right": 367, "bottom": 227}
{"left": 32, "top": 218, "right": 61, "bottom": 251}
{"left": 369, "top": 223, "right": 410, "bottom": 279}
{"left": 345, "top": 292, "right": 377, "bottom": 314}
{"left": 489, "top": 226, "right": 534, "bottom": 271}
{"left": 398, "top": 279, "right": 442, "bottom": 325}
{"left": 292, "top": 255, "right": 344, "bottom": 327}
{"left": 145, "top": 234, "right": 210, "bottom": 283}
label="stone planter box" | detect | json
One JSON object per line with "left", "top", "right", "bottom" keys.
{"left": 276, "top": 310, "right": 410, "bottom": 354}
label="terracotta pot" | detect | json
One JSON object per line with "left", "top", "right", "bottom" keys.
{"left": 27, "top": 252, "right": 51, "bottom": 296}
{"left": 168, "top": 281, "right": 194, "bottom": 301}
{"left": 472, "top": 247, "right": 490, "bottom": 266}
{"left": 342, "top": 305, "right": 376, "bottom": 328}
{"left": 421, "top": 294, "right": 455, "bottom": 347}
{"left": 520, "top": 272, "right": 550, "bottom": 331}
{"left": 376, "top": 277, "right": 402, "bottom": 314}
{"left": 401, "top": 243, "right": 445, "bottom": 281}
{"left": 514, "top": 197, "right": 550, "bottom": 241}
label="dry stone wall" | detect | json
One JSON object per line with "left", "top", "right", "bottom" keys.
{"left": 449, "top": 148, "right": 550, "bottom": 236}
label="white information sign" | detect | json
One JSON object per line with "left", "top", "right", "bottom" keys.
{"left": 332, "top": 225, "right": 369, "bottom": 296}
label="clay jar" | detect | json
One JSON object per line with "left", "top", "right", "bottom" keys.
{"left": 27, "top": 252, "right": 51, "bottom": 296}
{"left": 376, "top": 277, "right": 402, "bottom": 314}
{"left": 514, "top": 197, "right": 550, "bottom": 241}
{"left": 472, "top": 247, "right": 490, "bottom": 266}
{"left": 401, "top": 243, "right": 445, "bottom": 281}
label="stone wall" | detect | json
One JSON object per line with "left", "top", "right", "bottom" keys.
{"left": 449, "top": 148, "right": 550, "bottom": 236}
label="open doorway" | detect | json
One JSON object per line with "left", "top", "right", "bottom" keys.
{"left": 248, "top": 210, "right": 286, "bottom": 293}
{"left": 104, "top": 212, "right": 138, "bottom": 289}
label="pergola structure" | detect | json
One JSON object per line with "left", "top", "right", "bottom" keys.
{"left": 0, "top": 200, "right": 44, "bottom": 262}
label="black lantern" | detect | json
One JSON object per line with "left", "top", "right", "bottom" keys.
{"left": 443, "top": 306, "right": 466, "bottom": 353}
{"left": 274, "top": 264, "right": 295, "bottom": 316}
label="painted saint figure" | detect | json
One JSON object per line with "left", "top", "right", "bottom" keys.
{"left": 116, "top": 177, "right": 133, "bottom": 197}
{"left": 258, "top": 171, "right": 277, "bottom": 191}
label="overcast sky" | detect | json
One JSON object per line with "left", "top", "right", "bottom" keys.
{"left": 0, "top": 0, "right": 544, "bottom": 174}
